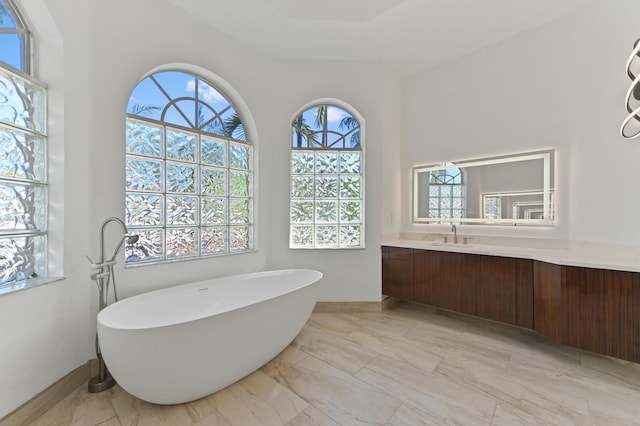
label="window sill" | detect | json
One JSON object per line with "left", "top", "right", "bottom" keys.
{"left": 0, "top": 276, "right": 65, "bottom": 297}
{"left": 124, "top": 248, "right": 259, "bottom": 269}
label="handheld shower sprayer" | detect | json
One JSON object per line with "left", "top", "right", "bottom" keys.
{"left": 111, "top": 233, "right": 140, "bottom": 261}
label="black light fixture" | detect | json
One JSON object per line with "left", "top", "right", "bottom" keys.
{"left": 621, "top": 37, "right": 640, "bottom": 139}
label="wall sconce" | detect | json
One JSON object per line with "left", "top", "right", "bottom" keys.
{"left": 621, "top": 38, "right": 640, "bottom": 139}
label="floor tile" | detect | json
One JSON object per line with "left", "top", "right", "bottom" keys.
{"left": 293, "top": 321, "right": 378, "bottom": 375}
{"left": 281, "top": 355, "right": 403, "bottom": 425}
{"left": 260, "top": 344, "right": 308, "bottom": 387}
{"left": 357, "top": 353, "right": 496, "bottom": 425}
{"left": 23, "top": 301, "right": 640, "bottom": 426}
{"left": 95, "top": 418, "right": 121, "bottom": 426}
{"left": 31, "top": 386, "right": 117, "bottom": 426}
{"left": 110, "top": 387, "right": 196, "bottom": 426}
{"left": 287, "top": 405, "right": 341, "bottom": 426}
{"left": 491, "top": 401, "right": 547, "bottom": 426}
{"left": 436, "top": 353, "right": 592, "bottom": 425}
{"left": 385, "top": 403, "right": 450, "bottom": 426}
{"left": 207, "top": 370, "right": 308, "bottom": 426}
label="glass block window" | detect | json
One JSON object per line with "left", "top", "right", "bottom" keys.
{"left": 0, "top": 0, "right": 31, "bottom": 74}
{"left": 428, "top": 166, "right": 463, "bottom": 219}
{"left": 0, "top": 65, "right": 48, "bottom": 286}
{"left": 483, "top": 195, "right": 501, "bottom": 220}
{"left": 290, "top": 104, "right": 363, "bottom": 249}
{"left": 125, "top": 70, "right": 253, "bottom": 264}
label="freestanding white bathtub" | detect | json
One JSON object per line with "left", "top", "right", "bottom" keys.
{"left": 96, "top": 269, "right": 322, "bottom": 404}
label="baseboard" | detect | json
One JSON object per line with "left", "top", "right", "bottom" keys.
{"left": 381, "top": 295, "right": 400, "bottom": 310}
{"left": 312, "top": 295, "right": 402, "bottom": 313}
{"left": 0, "top": 359, "right": 96, "bottom": 426}
{"left": 313, "top": 301, "right": 382, "bottom": 313}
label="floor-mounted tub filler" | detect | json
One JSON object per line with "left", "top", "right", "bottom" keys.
{"left": 97, "top": 269, "right": 323, "bottom": 404}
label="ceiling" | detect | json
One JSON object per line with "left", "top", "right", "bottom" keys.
{"left": 168, "top": 0, "right": 588, "bottom": 77}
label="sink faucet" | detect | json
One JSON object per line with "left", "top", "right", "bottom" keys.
{"left": 451, "top": 224, "right": 458, "bottom": 244}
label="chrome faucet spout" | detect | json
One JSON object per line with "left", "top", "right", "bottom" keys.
{"left": 451, "top": 224, "right": 458, "bottom": 244}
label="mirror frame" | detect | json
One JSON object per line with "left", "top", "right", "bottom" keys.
{"left": 412, "top": 149, "right": 555, "bottom": 226}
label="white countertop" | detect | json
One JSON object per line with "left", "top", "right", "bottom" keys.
{"left": 382, "top": 234, "right": 640, "bottom": 273}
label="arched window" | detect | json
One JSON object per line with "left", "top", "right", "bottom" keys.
{"left": 0, "top": 0, "right": 48, "bottom": 289}
{"left": 0, "top": 0, "right": 31, "bottom": 74}
{"left": 290, "top": 102, "right": 364, "bottom": 249}
{"left": 125, "top": 70, "right": 253, "bottom": 264}
{"left": 428, "top": 166, "right": 463, "bottom": 219}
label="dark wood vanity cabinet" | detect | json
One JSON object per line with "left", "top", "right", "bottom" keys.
{"left": 382, "top": 245, "right": 640, "bottom": 363}
{"left": 534, "top": 261, "right": 640, "bottom": 363}
{"left": 383, "top": 246, "right": 533, "bottom": 328}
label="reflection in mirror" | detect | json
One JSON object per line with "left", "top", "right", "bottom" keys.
{"left": 413, "top": 150, "right": 555, "bottom": 225}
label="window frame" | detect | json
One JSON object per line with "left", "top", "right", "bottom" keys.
{"left": 124, "top": 69, "right": 254, "bottom": 265}
{"left": 289, "top": 101, "right": 365, "bottom": 249}
{"left": 0, "top": 0, "right": 32, "bottom": 75}
{"left": 0, "top": 0, "right": 50, "bottom": 292}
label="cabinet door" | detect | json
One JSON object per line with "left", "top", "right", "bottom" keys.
{"left": 568, "top": 267, "right": 640, "bottom": 362}
{"left": 514, "top": 258, "right": 534, "bottom": 329}
{"left": 414, "top": 250, "right": 473, "bottom": 314}
{"left": 381, "top": 246, "right": 414, "bottom": 300}
{"left": 533, "top": 261, "right": 563, "bottom": 341}
{"left": 468, "top": 255, "right": 534, "bottom": 327}
{"left": 471, "top": 254, "right": 518, "bottom": 325}
{"left": 534, "top": 264, "right": 640, "bottom": 363}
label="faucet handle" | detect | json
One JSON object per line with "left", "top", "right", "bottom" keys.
{"left": 90, "top": 271, "right": 110, "bottom": 281}
{"left": 85, "top": 254, "right": 100, "bottom": 269}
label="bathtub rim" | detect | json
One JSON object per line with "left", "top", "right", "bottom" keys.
{"left": 97, "top": 268, "right": 323, "bottom": 331}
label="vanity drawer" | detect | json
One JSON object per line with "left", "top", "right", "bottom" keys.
{"left": 382, "top": 246, "right": 414, "bottom": 300}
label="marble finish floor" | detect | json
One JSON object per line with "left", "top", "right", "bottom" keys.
{"left": 29, "top": 302, "right": 640, "bottom": 425}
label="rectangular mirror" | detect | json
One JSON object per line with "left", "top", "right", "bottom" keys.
{"left": 413, "top": 150, "right": 555, "bottom": 225}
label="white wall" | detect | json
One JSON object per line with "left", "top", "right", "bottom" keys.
{"left": 402, "top": 0, "right": 640, "bottom": 246}
{"left": 567, "top": 0, "right": 640, "bottom": 244}
{"left": 402, "top": 12, "right": 575, "bottom": 240}
{"left": 0, "top": 0, "right": 87, "bottom": 418}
